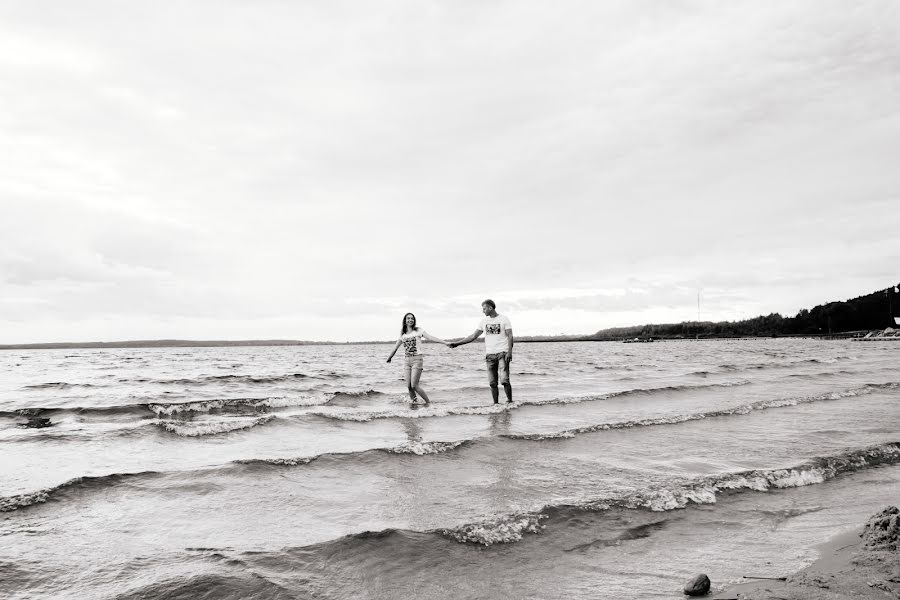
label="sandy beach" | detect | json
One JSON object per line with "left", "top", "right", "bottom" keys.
{"left": 712, "top": 507, "right": 900, "bottom": 600}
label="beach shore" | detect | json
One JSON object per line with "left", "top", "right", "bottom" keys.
{"left": 711, "top": 507, "right": 900, "bottom": 600}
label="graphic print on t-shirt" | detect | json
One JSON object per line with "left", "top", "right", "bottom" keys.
{"left": 402, "top": 337, "right": 419, "bottom": 355}
{"left": 486, "top": 323, "right": 502, "bottom": 335}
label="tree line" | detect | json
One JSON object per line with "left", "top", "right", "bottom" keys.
{"left": 581, "top": 283, "right": 900, "bottom": 341}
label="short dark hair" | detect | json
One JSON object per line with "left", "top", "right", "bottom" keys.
{"left": 482, "top": 299, "right": 496, "bottom": 309}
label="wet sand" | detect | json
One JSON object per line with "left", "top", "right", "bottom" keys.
{"left": 711, "top": 508, "right": 900, "bottom": 600}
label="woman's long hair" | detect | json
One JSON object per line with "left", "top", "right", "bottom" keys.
{"left": 401, "top": 312, "right": 418, "bottom": 335}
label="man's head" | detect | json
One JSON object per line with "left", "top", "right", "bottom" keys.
{"left": 481, "top": 299, "right": 497, "bottom": 316}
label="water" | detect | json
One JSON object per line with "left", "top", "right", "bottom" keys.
{"left": 1, "top": 339, "right": 899, "bottom": 599}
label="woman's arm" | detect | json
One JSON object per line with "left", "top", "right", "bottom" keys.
{"left": 386, "top": 339, "right": 402, "bottom": 362}
{"left": 422, "top": 331, "right": 450, "bottom": 345}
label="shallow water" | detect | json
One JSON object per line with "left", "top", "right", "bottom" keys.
{"left": 1, "top": 339, "right": 899, "bottom": 599}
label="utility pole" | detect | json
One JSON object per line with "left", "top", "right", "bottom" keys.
{"left": 697, "top": 288, "right": 701, "bottom": 322}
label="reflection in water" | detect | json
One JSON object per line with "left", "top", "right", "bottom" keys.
{"left": 402, "top": 418, "right": 423, "bottom": 444}
{"left": 488, "top": 408, "right": 512, "bottom": 436}
{"left": 488, "top": 409, "right": 515, "bottom": 497}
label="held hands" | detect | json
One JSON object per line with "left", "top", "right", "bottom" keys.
{"left": 447, "top": 342, "right": 458, "bottom": 349}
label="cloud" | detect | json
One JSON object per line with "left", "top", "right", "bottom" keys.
{"left": 1, "top": 0, "right": 899, "bottom": 342}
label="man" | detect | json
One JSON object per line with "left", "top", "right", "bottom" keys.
{"left": 449, "top": 299, "right": 514, "bottom": 404}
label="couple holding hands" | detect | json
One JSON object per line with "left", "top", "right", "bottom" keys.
{"left": 386, "top": 299, "right": 514, "bottom": 405}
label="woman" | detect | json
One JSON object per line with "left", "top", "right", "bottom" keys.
{"left": 386, "top": 313, "right": 449, "bottom": 404}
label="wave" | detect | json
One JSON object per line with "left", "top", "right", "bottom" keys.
{"left": 5, "top": 424, "right": 898, "bottom": 519}
{"left": 0, "top": 404, "right": 155, "bottom": 420}
{"left": 307, "top": 402, "right": 512, "bottom": 422}
{"left": 0, "top": 395, "right": 333, "bottom": 422}
{"left": 505, "top": 382, "right": 900, "bottom": 440}
{"left": 1, "top": 439, "right": 474, "bottom": 511}
{"left": 236, "top": 441, "right": 900, "bottom": 551}
{"left": 0, "top": 380, "right": 756, "bottom": 426}
{"left": 148, "top": 395, "right": 327, "bottom": 416}
{"left": 718, "top": 356, "right": 854, "bottom": 373}
{"left": 149, "top": 389, "right": 384, "bottom": 417}
{"left": 526, "top": 380, "right": 752, "bottom": 406}
{"left": 22, "top": 382, "right": 99, "bottom": 389}
{"left": 128, "top": 372, "right": 317, "bottom": 386}
{"left": 155, "top": 415, "right": 277, "bottom": 437}
{"left": 435, "top": 441, "right": 900, "bottom": 545}
{"left": 438, "top": 513, "right": 547, "bottom": 545}
{"left": 237, "top": 439, "right": 471, "bottom": 467}
{"left": 785, "top": 369, "right": 858, "bottom": 378}
{"left": 382, "top": 440, "right": 470, "bottom": 455}
{"left": 308, "top": 381, "right": 753, "bottom": 422}
{"left": 0, "top": 471, "right": 162, "bottom": 513}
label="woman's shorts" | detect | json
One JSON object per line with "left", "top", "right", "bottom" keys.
{"left": 404, "top": 355, "right": 424, "bottom": 377}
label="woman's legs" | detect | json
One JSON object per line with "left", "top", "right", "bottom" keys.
{"left": 410, "top": 366, "right": 430, "bottom": 403}
{"left": 404, "top": 367, "right": 418, "bottom": 402}
{"left": 404, "top": 363, "right": 418, "bottom": 401}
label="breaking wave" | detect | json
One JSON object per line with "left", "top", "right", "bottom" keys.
{"left": 1, "top": 394, "right": 336, "bottom": 422}
{"left": 435, "top": 441, "right": 900, "bottom": 545}
{"left": 0, "top": 471, "right": 162, "bottom": 513}
{"left": 147, "top": 395, "right": 326, "bottom": 416}
{"left": 238, "top": 439, "right": 471, "bottom": 467}
{"left": 4, "top": 433, "right": 898, "bottom": 521}
{"left": 155, "top": 415, "right": 277, "bottom": 437}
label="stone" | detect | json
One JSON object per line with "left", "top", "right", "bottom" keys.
{"left": 683, "top": 573, "right": 711, "bottom": 596}
{"left": 861, "top": 506, "right": 900, "bottom": 550}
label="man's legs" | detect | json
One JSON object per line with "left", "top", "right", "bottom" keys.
{"left": 498, "top": 354, "right": 512, "bottom": 402}
{"left": 486, "top": 354, "right": 500, "bottom": 404}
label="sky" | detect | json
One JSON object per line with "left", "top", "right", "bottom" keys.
{"left": 1, "top": 0, "right": 899, "bottom": 343}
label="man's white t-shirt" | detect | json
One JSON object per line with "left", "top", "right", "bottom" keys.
{"left": 399, "top": 329, "right": 427, "bottom": 356}
{"left": 479, "top": 314, "right": 512, "bottom": 355}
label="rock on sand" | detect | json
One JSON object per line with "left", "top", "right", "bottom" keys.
{"left": 862, "top": 505, "right": 900, "bottom": 550}
{"left": 683, "top": 573, "right": 711, "bottom": 596}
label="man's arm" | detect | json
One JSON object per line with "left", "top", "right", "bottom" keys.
{"left": 505, "top": 328, "right": 514, "bottom": 362}
{"left": 449, "top": 329, "right": 483, "bottom": 348}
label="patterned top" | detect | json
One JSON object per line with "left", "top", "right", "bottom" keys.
{"left": 399, "top": 329, "right": 427, "bottom": 356}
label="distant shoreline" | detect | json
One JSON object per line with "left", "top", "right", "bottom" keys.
{"left": 0, "top": 332, "right": 877, "bottom": 350}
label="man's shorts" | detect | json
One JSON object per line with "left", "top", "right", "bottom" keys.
{"left": 404, "top": 355, "right": 424, "bottom": 378}
{"left": 485, "top": 352, "right": 509, "bottom": 386}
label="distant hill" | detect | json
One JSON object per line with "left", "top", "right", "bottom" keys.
{"left": 583, "top": 282, "right": 900, "bottom": 341}
{"left": 0, "top": 339, "right": 336, "bottom": 350}
{"left": 3, "top": 283, "right": 897, "bottom": 349}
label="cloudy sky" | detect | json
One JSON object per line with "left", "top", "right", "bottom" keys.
{"left": 1, "top": 1, "right": 898, "bottom": 343}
